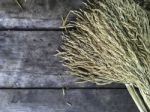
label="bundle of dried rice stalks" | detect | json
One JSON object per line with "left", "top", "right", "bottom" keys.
{"left": 57, "top": 0, "right": 150, "bottom": 111}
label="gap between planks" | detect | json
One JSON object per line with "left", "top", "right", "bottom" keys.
{"left": 0, "top": 87, "right": 126, "bottom": 89}
{"left": 0, "top": 27, "right": 75, "bottom": 31}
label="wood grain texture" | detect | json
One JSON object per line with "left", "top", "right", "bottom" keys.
{"left": 0, "top": 31, "right": 125, "bottom": 88}
{"left": 0, "top": 0, "right": 85, "bottom": 29}
{"left": 0, "top": 0, "right": 149, "bottom": 29}
{"left": 0, "top": 89, "right": 138, "bottom": 112}
{"left": 0, "top": 0, "right": 148, "bottom": 19}
{"left": 0, "top": 1, "right": 148, "bottom": 111}
{"left": 0, "top": 18, "right": 62, "bottom": 29}
{"left": 0, "top": 0, "right": 83, "bottom": 19}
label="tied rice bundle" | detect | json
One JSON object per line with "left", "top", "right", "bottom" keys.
{"left": 57, "top": 0, "right": 150, "bottom": 111}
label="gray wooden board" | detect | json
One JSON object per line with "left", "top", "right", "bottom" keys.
{"left": 0, "top": 0, "right": 149, "bottom": 20}
{"left": 0, "top": 0, "right": 148, "bottom": 111}
{"left": 0, "top": 89, "right": 138, "bottom": 112}
{"left": 0, "top": 18, "right": 62, "bottom": 29}
{"left": 0, "top": 0, "right": 149, "bottom": 29}
{"left": 0, "top": 31, "right": 125, "bottom": 88}
{"left": 0, "top": 0, "right": 84, "bottom": 19}
{"left": 0, "top": 1, "right": 147, "bottom": 111}
{"left": 0, "top": 0, "right": 84, "bottom": 29}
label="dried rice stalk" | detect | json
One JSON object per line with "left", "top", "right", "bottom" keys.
{"left": 57, "top": 0, "right": 150, "bottom": 111}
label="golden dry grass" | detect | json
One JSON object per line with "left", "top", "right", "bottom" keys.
{"left": 57, "top": 0, "right": 150, "bottom": 111}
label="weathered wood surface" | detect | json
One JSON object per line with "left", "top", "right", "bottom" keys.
{"left": 0, "top": 0, "right": 149, "bottom": 20}
{"left": 0, "top": 89, "right": 138, "bottom": 112}
{"left": 0, "top": 18, "right": 62, "bottom": 30}
{"left": 0, "top": 0, "right": 149, "bottom": 88}
{"left": 0, "top": 0, "right": 149, "bottom": 29}
{"left": 0, "top": 0, "right": 83, "bottom": 18}
{"left": 0, "top": 0, "right": 84, "bottom": 29}
{"left": 0, "top": 0, "right": 147, "bottom": 111}
{"left": 0, "top": 31, "right": 124, "bottom": 88}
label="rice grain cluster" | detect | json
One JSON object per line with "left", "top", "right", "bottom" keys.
{"left": 57, "top": 0, "right": 150, "bottom": 111}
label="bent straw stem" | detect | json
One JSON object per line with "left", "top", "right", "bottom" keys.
{"left": 139, "top": 89, "right": 150, "bottom": 111}
{"left": 126, "top": 84, "right": 148, "bottom": 112}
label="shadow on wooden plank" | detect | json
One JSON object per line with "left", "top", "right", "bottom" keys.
{"left": 0, "top": 89, "right": 138, "bottom": 112}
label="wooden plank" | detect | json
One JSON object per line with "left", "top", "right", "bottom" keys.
{"left": 0, "top": 0, "right": 84, "bottom": 29}
{"left": 0, "top": 0, "right": 83, "bottom": 19}
{"left": 0, "top": 0, "right": 149, "bottom": 20}
{"left": 0, "top": 0, "right": 149, "bottom": 29}
{"left": 0, "top": 89, "right": 138, "bottom": 112}
{"left": 0, "top": 31, "right": 125, "bottom": 88}
{"left": 0, "top": 18, "right": 62, "bottom": 29}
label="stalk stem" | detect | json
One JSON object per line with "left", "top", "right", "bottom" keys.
{"left": 126, "top": 84, "right": 148, "bottom": 112}
{"left": 139, "top": 89, "right": 150, "bottom": 111}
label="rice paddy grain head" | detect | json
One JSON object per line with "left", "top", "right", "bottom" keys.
{"left": 58, "top": 0, "right": 150, "bottom": 96}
